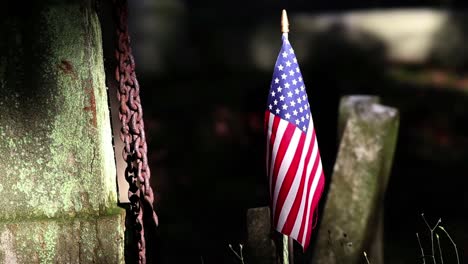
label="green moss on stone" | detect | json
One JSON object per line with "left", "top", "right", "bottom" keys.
{"left": 313, "top": 99, "right": 399, "bottom": 264}
{"left": 0, "top": 3, "right": 124, "bottom": 262}
{"left": 39, "top": 226, "right": 58, "bottom": 264}
{"left": 0, "top": 3, "right": 117, "bottom": 220}
{"left": 0, "top": 209, "right": 125, "bottom": 264}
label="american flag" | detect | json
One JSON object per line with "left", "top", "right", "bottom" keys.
{"left": 265, "top": 33, "right": 325, "bottom": 250}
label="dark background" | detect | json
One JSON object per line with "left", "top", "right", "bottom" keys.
{"left": 109, "top": 1, "right": 468, "bottom": 263}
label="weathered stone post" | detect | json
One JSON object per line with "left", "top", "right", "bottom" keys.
{"left": 337, "top": 96, "right": 380, "bottom": 139}
{"left": 0, "top": 1, "right": 124, "bottom": 263}
{"left": 311, "top": 96, "right": 399, "bottom": 264}
{"left": 245, "top": 207, "right": 277, "bottom": 264}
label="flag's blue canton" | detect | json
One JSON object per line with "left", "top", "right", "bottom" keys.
{"left": 267, "top": 34, "right": 311, "bottom": 133}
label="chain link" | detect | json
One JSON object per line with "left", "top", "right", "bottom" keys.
{"left": 113, "top": 1, "right": 159, "bottom": 263}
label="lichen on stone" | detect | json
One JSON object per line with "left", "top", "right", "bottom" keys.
{"left": 0, "top": 210, "right": 125, "bottom": 264}
{"left": 0, "top": 2, "right": 124, "bottom": 262}
{"left": 0, "top": 2, "right": 117, "bottom": 221}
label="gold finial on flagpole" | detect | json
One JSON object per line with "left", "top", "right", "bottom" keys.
{"left": 281, "top": 9, "right": 289, "bottom": 33}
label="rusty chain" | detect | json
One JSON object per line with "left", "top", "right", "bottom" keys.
{"left": 113, "top": 0, "right": 159, "bottom": 263}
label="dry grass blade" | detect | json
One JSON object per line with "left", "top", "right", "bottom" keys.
{"left": 228, "top": 244, "right": 245, "bottom": 264}
{"left": 416, "top": 233, "right": 426, "bottom": 264}
{"left": 363, "top": 252, "right": 370, "bottom": 264}
{"left": 436, "top": 234, "right": 443, "bottom": 264}
{"left": 438, "top": 226, "right": 460, "bottom": 264}
{"left": 421, "top": 213, "right": 441, "bottom": 264}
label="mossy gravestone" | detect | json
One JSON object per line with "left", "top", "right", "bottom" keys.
{"left": 0, "top": 1, "right": 124, "bottom": 263}
{"left": 311, "top": 96, "right": 399, "bottom": 264}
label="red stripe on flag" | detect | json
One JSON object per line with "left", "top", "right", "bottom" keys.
{"left": 270, "top": 120, "right": 296, "bottom": 203}
{"left": 273, "top": 127, "right": 306, "bottom": 228}
{"left": 297, "top": 136, "right": 320, "bottom": 244}
{"left": 281, "top": 130, "right": 315, "bottom": 235}
{"left": 304, "top": 172, "right": 325, "bottom": 250}
{"left": 264, "top": 111, "right": 270, "bottom": 132}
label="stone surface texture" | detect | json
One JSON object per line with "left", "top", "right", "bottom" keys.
{"left": 0, "top": 1, "right": 124, "bottom": 263}
{"left": 311, "top": 96, "right": 399, "bottom": 264}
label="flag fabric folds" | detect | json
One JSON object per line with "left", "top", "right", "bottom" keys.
{"left": 265, "top": 33, "right": 325, "bottom": 250}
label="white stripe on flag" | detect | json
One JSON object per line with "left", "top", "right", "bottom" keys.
{"left": 276, "top": 120, "right": 313, "bottom": 233}
{"left": 265, "top": 112, "right": 275, "bottom": 183}
{"left": 272, "top": 122, "right": 302, "bottom": 219}
{"left": 268, "top": 115, "right": 288, "bottom": 196}
{"left": 290, "top": 123, "right": 317, "bottom": 239}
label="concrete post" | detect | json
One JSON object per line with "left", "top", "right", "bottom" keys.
{"left": 0, "top": 1, "right": 124, "bottom": 263}
{"left": 311, "top": 96, "right": 399, "bottom": 264}
{"left": 245, "top": 207, "right": 277, "bottom": 264}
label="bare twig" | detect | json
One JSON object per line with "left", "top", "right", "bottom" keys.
{"left": 416, "top": 233, "right": 426, "bottom": 264}
{"left": 436, "top": 234, "right": 443, "bottom": 264}
{"left": 228, "top": 244, "right": 245, "bottom": 264}
{"left": 363, "top": 252, "right": 370, "bottom": 264}
{"left": 439, "top": 226, "right": 460, "bottom": 264}
{"left": 421, "top": 213, "right": 441, "bottom": 264}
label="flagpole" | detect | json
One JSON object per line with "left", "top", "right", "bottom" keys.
{"left": 280, "top": 10, "right": 294, "bottom": 263}
{"left": 281, "top": 9, "right": 289, "bottom": 35}
{"left": 281, "top": 235, "right": 294, "bottom": 264}
{"left": 282, "top": 234, "right": 289, "bottom": 264}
